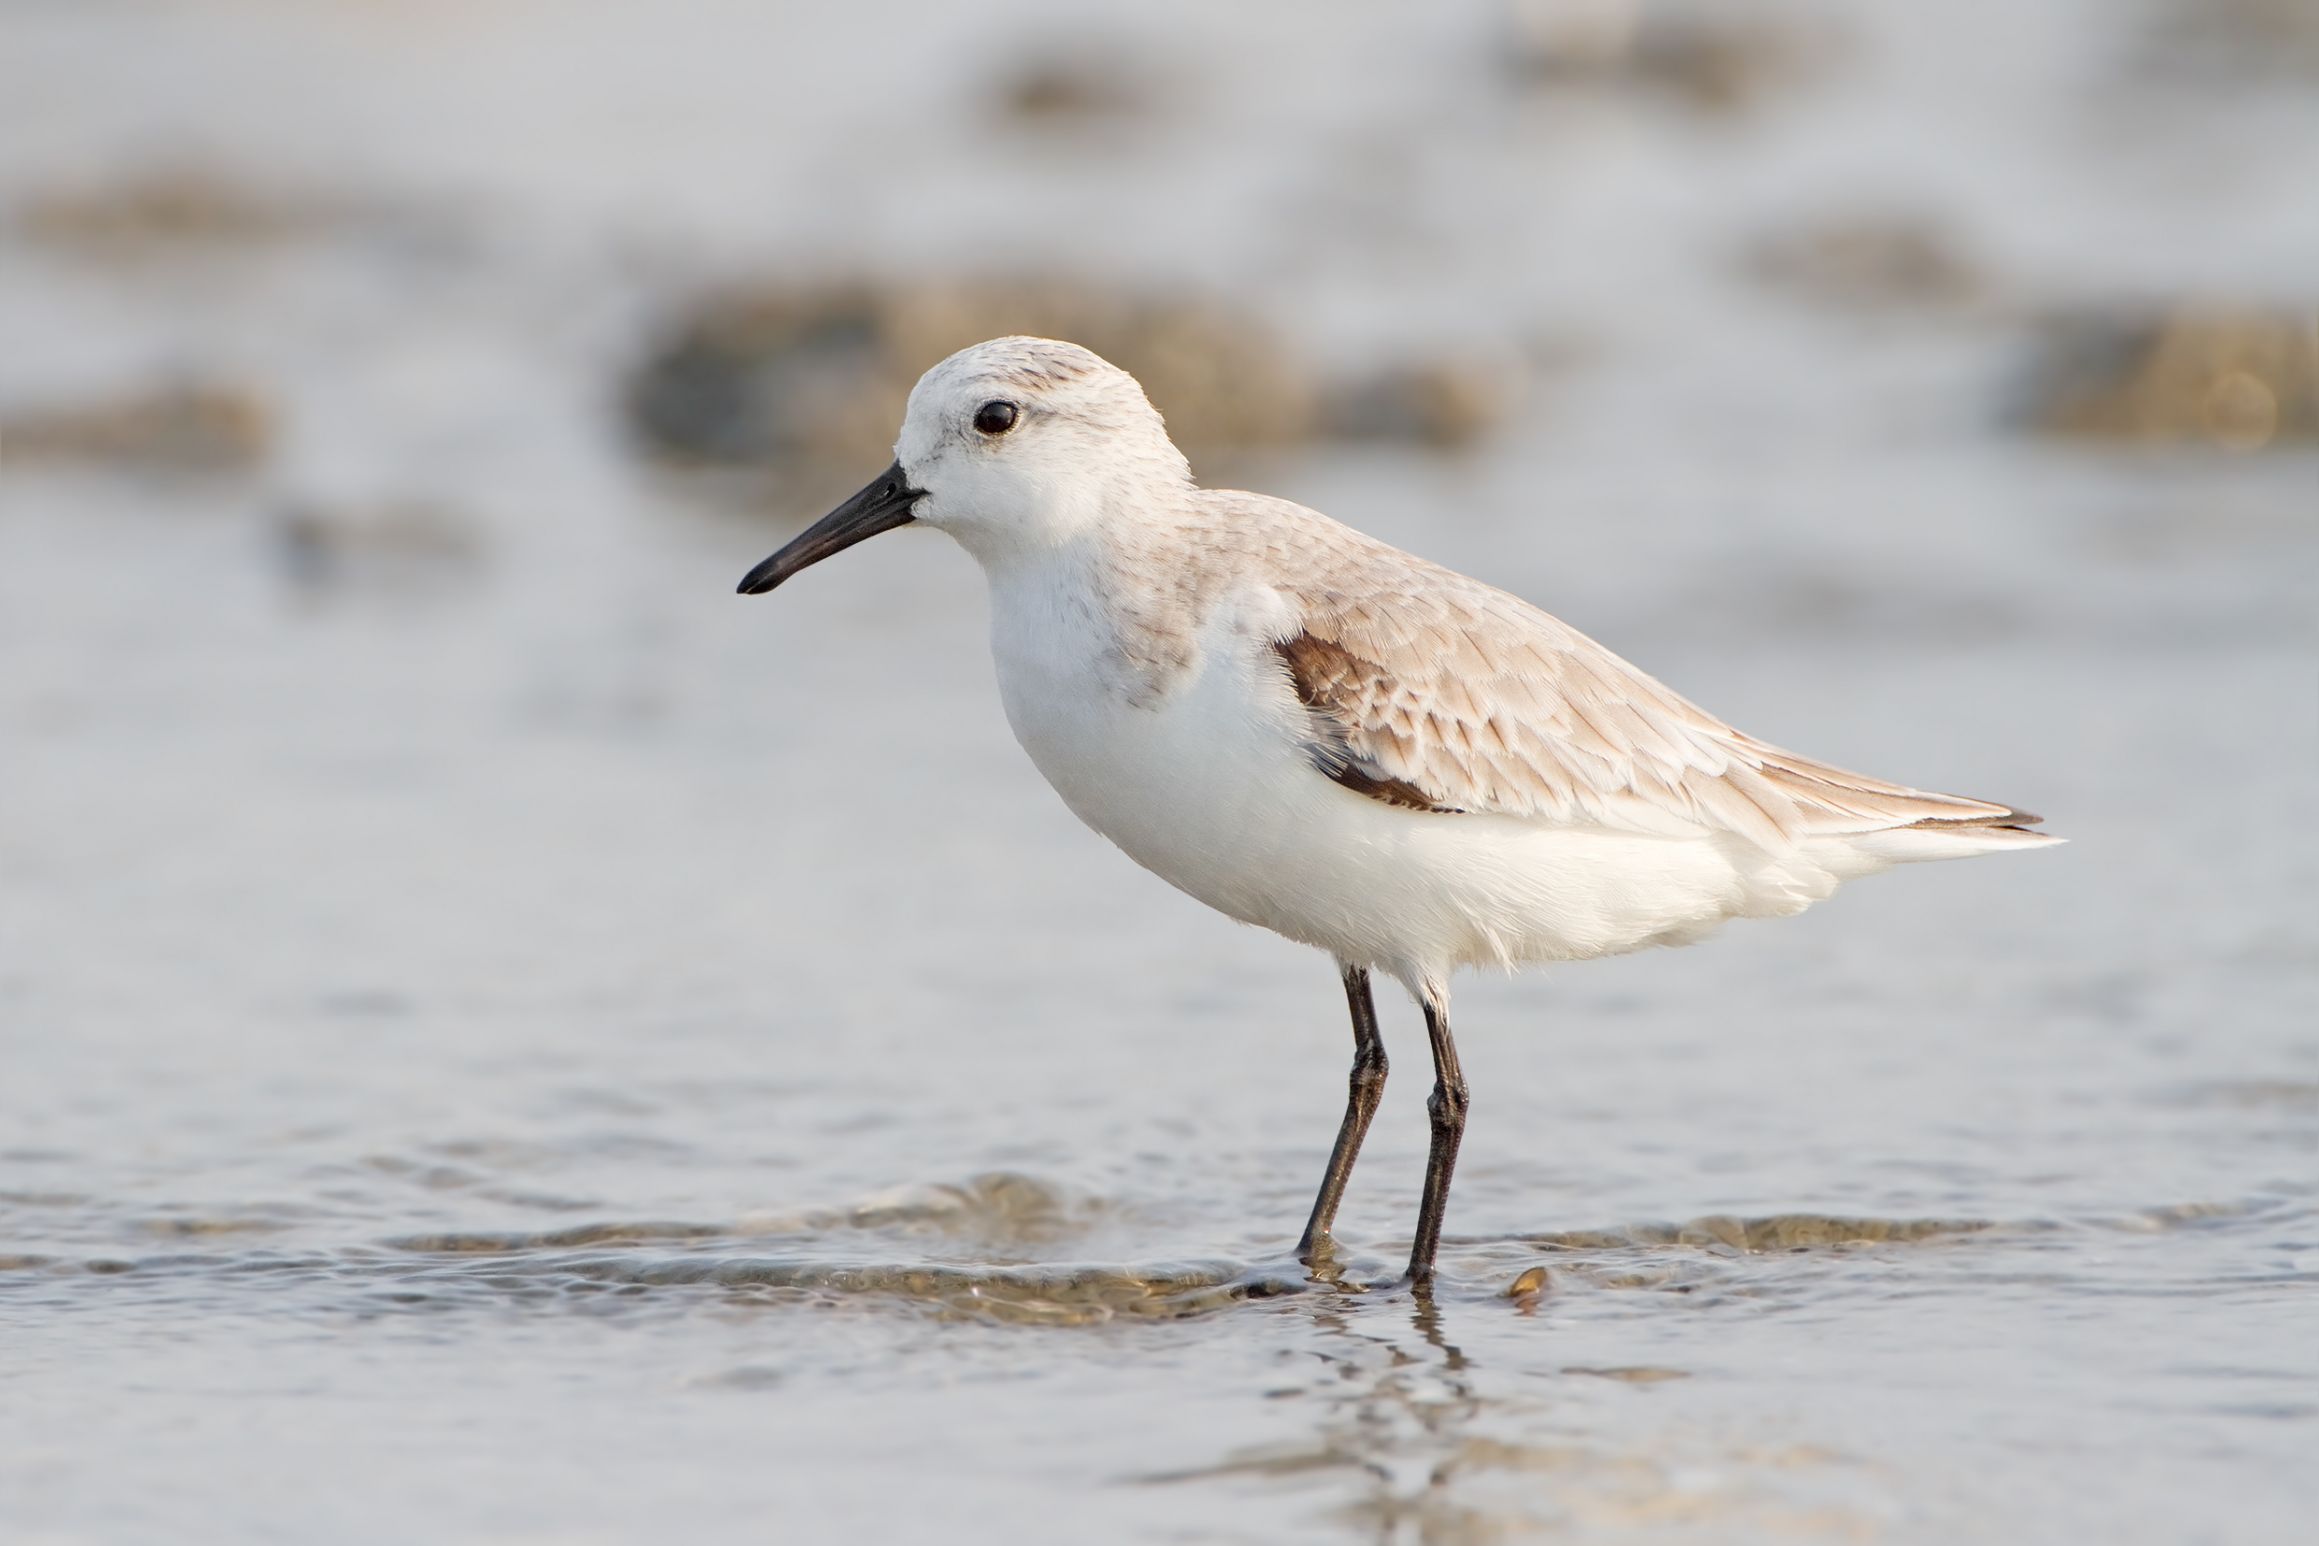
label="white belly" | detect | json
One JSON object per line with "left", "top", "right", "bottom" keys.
{"left": 987, "top": 587, "right": 1818, "bottom": 992}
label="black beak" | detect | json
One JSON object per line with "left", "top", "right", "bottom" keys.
{"left": 736, "top": 461, "right": 923, "bottom": 595}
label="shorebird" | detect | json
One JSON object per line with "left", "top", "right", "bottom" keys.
{"left": 738, "top": 336, "right": 2057, "bottom": 1290}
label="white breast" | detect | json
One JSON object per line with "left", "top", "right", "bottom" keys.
{"left": 987, "top": 566, "right": 1307, "bottom": 918}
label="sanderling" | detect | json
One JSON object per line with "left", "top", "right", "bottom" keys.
{"left": 738, "top": 336, "right": 2058, "bottom": 1290}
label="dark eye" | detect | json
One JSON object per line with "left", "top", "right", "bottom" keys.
{"left": 973, "top": 400, "right": 1019, "bottom": 436}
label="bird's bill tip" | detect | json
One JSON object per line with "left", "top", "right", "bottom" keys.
{"left": 734, "top": 561, "right": 789, "bottom": 596}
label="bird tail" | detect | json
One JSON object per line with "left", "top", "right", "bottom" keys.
{"left": 1847, "top": 807, "right": 2064, "bottom": 864}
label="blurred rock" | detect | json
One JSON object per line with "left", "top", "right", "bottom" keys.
{"left": 990, "top": 49, "right": 1155, "bottom": 126}
{"left": 1501, "top": 0, "right": 1838, "bottom": 116}
{"left": 14, "top": 167, "right": 339, "bottom": 255}
{"left": 1744, "top": 214, "right": 1986, "bottom": 311}
{"left": 2013, "top": 308, "right": 2318, "bottom": 451}
{"left": 0, "top": 381, "right": 272, "bottom": 471}
{"left": 274, "top": 499, "right": 485, "bottom": 596}
{"left": 2136, "top": 0, "right": 2319, "bottom": 84}
{"left": 624, "top": 281, "right": 1514, "bottom": 490}
{"left": 1317, "top": 355, "right": 1521, "bottom": 450}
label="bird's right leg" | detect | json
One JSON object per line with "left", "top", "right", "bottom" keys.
{"left": 1296, "top": 962, "right": 1389, "bottom": 1266}
{"left": 1404, "top": 988, "right": 1468, "bottom": 1292}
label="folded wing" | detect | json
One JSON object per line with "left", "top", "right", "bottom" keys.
{"left": 1268, "top": 560, "right": 2042, "bottom": 852}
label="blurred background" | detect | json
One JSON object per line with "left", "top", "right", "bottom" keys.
{"left": 3, "top": 2, "right": 2314, "bottom": 1543}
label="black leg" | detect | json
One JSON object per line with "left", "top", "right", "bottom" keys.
{"left": 1405, "top": 990, "right": 1468, "bottom": 1290}
{"left": 1296, "top": 962, "right": 1389, "bottom": 1265}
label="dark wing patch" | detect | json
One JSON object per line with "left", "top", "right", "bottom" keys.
{"left": 1274, "top": 634, "right": 1463, "bottom": 814}
{"left": 1902, "top": 803, "right": 2045, "bottom": 832}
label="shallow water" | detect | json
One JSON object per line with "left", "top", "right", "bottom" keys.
{"left": 4, "top": 2, "right": 2316, "bottom": 1542}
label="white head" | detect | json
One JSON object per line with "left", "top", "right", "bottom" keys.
{"left": 736, "top": 336, "right": 1190, "bottom": 594}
